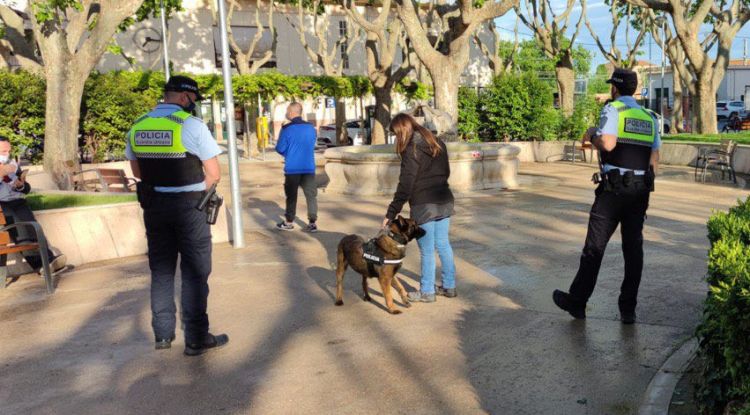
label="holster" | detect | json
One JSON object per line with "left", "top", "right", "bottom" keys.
{"left": 603, "top": 169, "right": 621, "bottom": 192}
{"left": 645, "top": 166, "right": 655, "bottom": 192}
{"left": 136, "top": 182, "right": 154, "bottom": 209}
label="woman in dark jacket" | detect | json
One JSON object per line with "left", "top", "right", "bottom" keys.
{"left": 382, "top": 113, "right": 456, "bottom": 303}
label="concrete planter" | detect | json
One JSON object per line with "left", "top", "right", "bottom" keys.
{"left": 324, "top": 143, "right": 520, "bottom": 196}
{"left": 510, "top": 140, "right": 750, "bottom": 174}
{"left": 657, "top": 141, "right": 750, "bottom": 173}
{"left": 511, "top": 140, "right": 580, "bottom": 163}
{"left": 7, "top": 200, "right": 231, "bottom": 274}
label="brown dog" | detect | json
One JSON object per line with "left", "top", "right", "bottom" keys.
{"left": 335, "top": 215, "right": 425, "bottom": 314}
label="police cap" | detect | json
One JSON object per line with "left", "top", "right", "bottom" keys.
{"left": 164, "top": 75, "right": 203, "bottom": 100}
{"left": 606, "top": 68, "right": 638, "bottom": 94}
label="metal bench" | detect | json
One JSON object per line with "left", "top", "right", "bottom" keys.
{"left": 695, "top": 139, "right": 738, "bottom": 184}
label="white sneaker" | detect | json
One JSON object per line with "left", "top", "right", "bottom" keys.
{"left": 276, "top": 221, "right": 294, "bottom": 231}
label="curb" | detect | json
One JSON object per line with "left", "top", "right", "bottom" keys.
{"left": 639, "top": 337, "right": 699, "bottom": 415}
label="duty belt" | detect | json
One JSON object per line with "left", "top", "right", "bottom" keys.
{"left": 592, "top": 167, "right": 654, "bottom": 192}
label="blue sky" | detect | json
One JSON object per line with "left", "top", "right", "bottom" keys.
{"left": 495, "top": 0, "right": 750, "bottom": 74}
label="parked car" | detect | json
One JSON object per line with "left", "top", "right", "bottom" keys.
{"left": 318, "top": 120, "right": 367, "bottom": 146}
{"left": 716, "top": 101, "right": 747, "bottom": 120}
{"left": 651, "top": 112, "right": 671, "bottom": 134}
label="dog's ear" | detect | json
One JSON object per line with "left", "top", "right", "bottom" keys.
{"left": 396, "top": 215, "right": 407, "bottom": 230}
{"left": 413, "top": 225, "right": 426, "bottom": 240}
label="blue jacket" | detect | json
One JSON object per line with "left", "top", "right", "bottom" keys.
{"left": 276, "top": 117, "right": 317, "bottom": 175}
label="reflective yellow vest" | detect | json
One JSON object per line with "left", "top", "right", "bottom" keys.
{"left": 129, "top": 111, "right": 205, "bottom": 187}
{"left": 600, "top": 101, "right": 656, "bottom": 171}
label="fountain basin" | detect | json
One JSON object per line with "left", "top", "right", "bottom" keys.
{"left": 324, "top": 143, "right": 520, "bottom": 196}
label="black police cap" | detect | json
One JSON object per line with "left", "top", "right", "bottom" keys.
{"left": 605, "top": 68, "right": 638, "bottom": 93}
{"left": 164, "top": 75, "right": 203, "bottom": 100}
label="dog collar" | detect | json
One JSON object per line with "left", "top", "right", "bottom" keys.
{"left": 386, "top": 230, "right": 408, "bottom": 245}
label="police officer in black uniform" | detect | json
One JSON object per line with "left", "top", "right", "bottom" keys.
{"left": 553, "top": 68, "right": 660, "bottom": 325}
{"left": 126, "top": 76, "right": 229, "bottom": 355}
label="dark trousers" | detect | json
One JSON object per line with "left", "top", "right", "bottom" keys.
{"left": 284, "top": 174, "right": 318, "bottom": 223}
{"left": 1, "top": 199, "right": 54, "bottom": 269}
{"left": 569, "top": 183, "right": 650, "bottom": 313}
{"left": 144, "top": 195, "right": 212, "bottom": 344}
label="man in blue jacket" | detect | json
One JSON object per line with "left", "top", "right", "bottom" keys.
{"left": 276, "top": 102, "right": 318, "bottom": 232}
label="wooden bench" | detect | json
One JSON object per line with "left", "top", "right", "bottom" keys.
{"left": 95, "top": 168, "right": 136, "bottom": 192}
{"left": 0, "top": 206, "right": 55, "bottom": 294}
{"left": 65, "top": 161, "right": 136, "bottom": 192}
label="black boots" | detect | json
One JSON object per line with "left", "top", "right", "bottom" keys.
{"left": 184, "top": 333, "right": 230, "bottom": 356}
{"left": 552, "top": 290, "right": 586, "bottom": 319}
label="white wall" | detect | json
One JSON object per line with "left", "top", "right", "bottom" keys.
{"left": 718, "top": 68, "right": 750, "bottom": 101}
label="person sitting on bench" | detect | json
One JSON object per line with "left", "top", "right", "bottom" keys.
{"left": 0, "top": 136, "right": 66, "bottom": 273}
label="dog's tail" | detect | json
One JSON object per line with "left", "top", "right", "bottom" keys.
{"left": 334, "top": 242, "right": 347, "bottom": 306}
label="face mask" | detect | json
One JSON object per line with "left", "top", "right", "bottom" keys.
{"left": 183, "top": 96, "right": 197, "bottom": 114}
{"left": 0, "top": 155, "right": 9, "bottom": 164}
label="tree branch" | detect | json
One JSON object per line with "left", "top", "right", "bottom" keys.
{"left": 0, "top": 5, "right": 42, "bottom": 74}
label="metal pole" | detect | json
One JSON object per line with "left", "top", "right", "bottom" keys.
{"left": 217, "top": 0, "right": 245, "bottom": 248}
{"left": 648, "top": 33, "right": 652, "bottom": 109}
{"left": 159, "top": 0, "right": 170, "bottom": 80}
{"left": 660, "top": 20, "right": 666, "bottom": 135}
{"left": 744, "top": 38, "right": 748, "bottom": 66}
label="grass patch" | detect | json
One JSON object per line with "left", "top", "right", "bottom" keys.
{"left": 26, "top": 193, "right": 137, "bottom": 211}
{"left": 663, "top": 133, "right": 750, "bottom": 145}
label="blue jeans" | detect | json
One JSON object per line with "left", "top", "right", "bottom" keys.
{"left": 416, "top": 217, "right": 455, "bottom": 294}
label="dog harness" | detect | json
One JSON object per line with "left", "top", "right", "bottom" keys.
{"left": 362, "top": 230, "right": 407, "bottom": 265}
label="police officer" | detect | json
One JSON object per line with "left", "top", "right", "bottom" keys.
{"left": 552, "top": 68, "right": 660, "bottom": 325}
{"left": 126, "top": 75, "right": 229, "bottom": 355}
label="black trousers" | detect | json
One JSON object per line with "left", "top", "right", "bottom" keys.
{"left": 284, "top": 174, "right": 318, "bottom": 223}
{"left": 0, "top": 199, "right": 54, "bottom": 269}
{"left": 569, "top": 183, "right": 650, "bottom": 313}
{"left": 143, "top": 194, "right": 212, "bottom": 344}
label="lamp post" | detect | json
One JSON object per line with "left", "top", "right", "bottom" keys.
{"left": 655, "top": 16, "right": 667, "bottom": 135}
{"left": 159, "top": 0, "right": 170, "bottom": 80}
{"left": 216, "top": 0, "right": 246, "bottom": 248}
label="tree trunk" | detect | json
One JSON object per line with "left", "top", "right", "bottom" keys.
{"left": 44, "top": 65, "right": 87, "bottom": 189}
{"left": 671, "top": 76, "right": 684, "bottom": 133}
{"left": 431, "top": 66, "right": 460, "bottom": 123}
{"left": 371, "top": 84, "right": 393, "bottom": 145}
{"left": 695, "top": 73, "right": 718, "bottom": 134}
{"left": 555, "top": 64, "right": 575, "bottom": 117}
{"left": 335, "top": 96, "right": 347, "bottom": 145}
{"left": 235, "top": 53, "right": 251, "bottom": 75}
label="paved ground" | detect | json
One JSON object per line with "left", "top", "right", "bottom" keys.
{"left": 1, "top": 161, "right": 747, "bottom": 415}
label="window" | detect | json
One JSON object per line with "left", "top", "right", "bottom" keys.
{"left": 339, "top": 21, "right": 349, "bottom": 70}
{"left": 213, "top": 25, "right": 276, "bottom": 69}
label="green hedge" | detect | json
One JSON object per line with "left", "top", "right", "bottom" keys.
{"left": 0, "top": 70, "right": 431, "bottom": 163}
{"left": 457, "top": 73, "right": 603, "bottom": 142}
{"left": 696, "top": 197, "right": 750, "bottom": 415}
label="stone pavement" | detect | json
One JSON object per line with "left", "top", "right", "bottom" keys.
{"left": 1, "top": 162, "right": 747, "bottom": 415}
